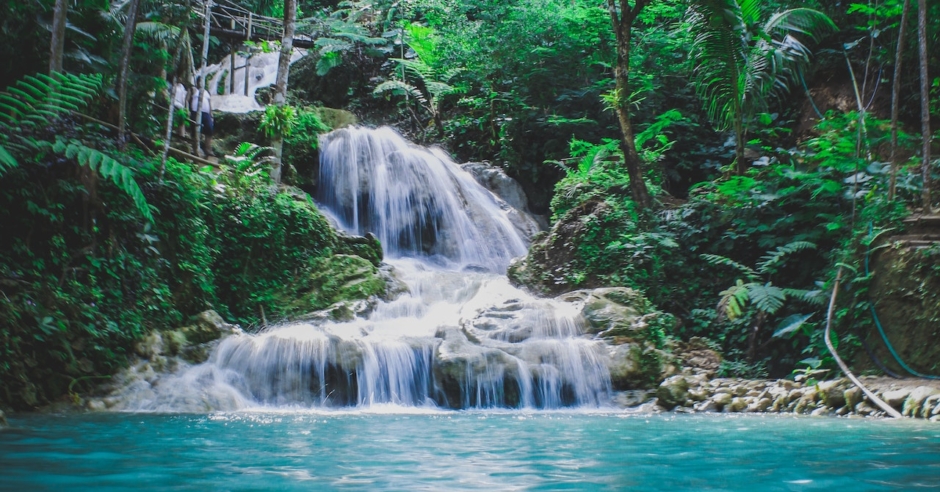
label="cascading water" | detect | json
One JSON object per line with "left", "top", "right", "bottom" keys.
{"left": 111, "top": 127, "right": 614, "bottom": 412}
{"left": 317, "top": 126, "right": 530, "bottom": 271}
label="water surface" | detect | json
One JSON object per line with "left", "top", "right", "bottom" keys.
{"left": 2, "top": 412, "right": 938, "bottom": 491}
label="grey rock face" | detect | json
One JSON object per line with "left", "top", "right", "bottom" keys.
{"left": 656, "top": 376, "right": 690, "bottom": 410}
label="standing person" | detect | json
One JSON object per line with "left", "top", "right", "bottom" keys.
{"left": 172, "top": 81, "right": 189, "bottom": 137}
{"left": 191, "top": 82, "right": 215, "bottom": 157}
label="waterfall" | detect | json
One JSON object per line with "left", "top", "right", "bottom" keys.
{"left": 317, "top": 126, "right": 529, "bottom": 272}
{"left": 112, "top": 127, "right": 613, "bottom": 412}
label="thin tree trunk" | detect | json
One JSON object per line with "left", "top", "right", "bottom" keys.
{"left": 607, "top": 0, "right": 652, "bottom": 210}
{"left": 194, "top": 0, "right": 212, "bottom": 157}
{"left": 161, "top": 0, "right": 193, "bottom": 179}
{"left": 271, "top": 0, "right": 297, "bottom": 184}
{"left": 116, "top": 0, "right": 142, "bottom": 148}
{"left": 49, "top": 0, "right": 68, "bottom": 73}
{"left": 917, "top": 0, "right": 931, "bottom": 210}
{"left": 888, "top": 0, "right": 911, "bottom": 201}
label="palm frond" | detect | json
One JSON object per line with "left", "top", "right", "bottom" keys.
{"left": 764, "top": 8, "right": 838, "bottom": 43}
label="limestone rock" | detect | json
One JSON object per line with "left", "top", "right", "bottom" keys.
{"left": 335, "top": 231, "right": 384, "bottom": 267}
{"left": 432, "top": 327, "right": 520, "bottom": 408}
{"left": 656, "top": 376, "right": 690, "bottom": 410}
{"left": 676, "top": 337, "right": 722, "bottom": 376}
{"left": 926, "top": 395, "right": 940, "bottom": 416}
{"left": 694, "top": 399, "right": 721, "bottom": 412}
{"left": 902, "top": 386, "right": 940, "bottom": 417}
{"left": 750, "top": 397, "right": 773, "bottom": 413}
{"left": 180, "top": 310, "right": 236, "bottom": 345}
{"left": 844, "top": 386, "right": 863, "bottom": 411}
{"left": 285, "top": 254, "right": 388, "bottom": 316}
{"left": 727, "top": 397, "right": 748, "bottom": 413}
{"left": 711, "top": 392, "right": 733, "bottom": 408}
{"left": 882, "top": 388, "right": 912, "bottom": 409}
{"left": 816, "top": 380, "right": 846, "bottom": 408}
{"left": 612, "top": 390, "right": 652, "bottom": 408}
{"left": 460, "top": 162, "right": 532, "bottom": 214}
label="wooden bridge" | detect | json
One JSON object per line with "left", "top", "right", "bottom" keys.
{"left": 195, "top": 0, "right": 316, "bottom": 49}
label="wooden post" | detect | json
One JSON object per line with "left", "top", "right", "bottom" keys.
{"left": 229, "top": 18, "right": 236, "bottom": 94}
{"left": 244, "top": 13, "right": 253, "bottom": 97}
{"left": 194, "top": 0, "right": 212, "bottom": 156}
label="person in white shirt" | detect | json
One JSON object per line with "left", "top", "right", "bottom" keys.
{"left": 172, "top": 82, "right": 189, "bottom": 137}
{"left": 190, "top": 82, "right": 214, "bottom": 157}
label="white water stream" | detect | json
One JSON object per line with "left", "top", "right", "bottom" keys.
{"left": 111, "top": 127, "right": 613, "bottom": 412}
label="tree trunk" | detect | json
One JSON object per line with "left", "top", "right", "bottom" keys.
{"left": 888, "top": 0, "right": 911, "bottom": 201}
{"left": 917, "top": 0, "right": 931, "bottom": 210}
{"left": 194, "top": 0, "right": 212, "bottom": 157}
{"left": 116, "top": 0, "right": 141, "bottom": 148}
{"left": 160, "top": 0, "right": 193, "bottom": 179}
{"left": 49, "top": 0, "right": 68, "bottom": 73}
{"left": 271, "top": 0, "right": 297, "bottom": 184}
{"left": 607, "top": 0, "right": 652, "bottom": 210}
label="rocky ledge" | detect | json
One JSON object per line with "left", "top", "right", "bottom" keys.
{"left": 628, "top": 372, "right": 940, "bottom": 421}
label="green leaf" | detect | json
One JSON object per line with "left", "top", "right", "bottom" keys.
{"left": 773, "top": 313, "right": 813, "bottom": 338}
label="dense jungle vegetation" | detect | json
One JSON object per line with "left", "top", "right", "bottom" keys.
{"left": 0, "top": 0, "right": 937, "bottom": 410}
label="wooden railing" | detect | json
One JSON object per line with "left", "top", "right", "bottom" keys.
{"left": 194, "top": 0, "right": 315, "bottom": 48}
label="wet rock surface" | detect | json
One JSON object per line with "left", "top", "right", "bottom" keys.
{"left": 612, "top": 372, "right": 940, "bottom": 421}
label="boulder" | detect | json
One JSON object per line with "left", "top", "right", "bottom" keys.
{"left": 608, "top": 343, "right": 666, "bottom": 390}
{"left": 180, "top": 310, "right": 236, "bottom": 345}
{"left": 882, "top": 388, "right": 912, "bottom": 409}
{"left": 727, "top": 397, "right": 748, "bottom": 413}
{"left": 711, "top": 391, "right": 733, "bottom": 408}
{"left": 134, "top": 310, "right": 236, "bottom": 364}
{"left": 749, "top": 397, "right": 773, "bottom": 412}
{"left": 283, "top": 255, "right": 388, "bottom": 316}
{"left": 844, "top": 386, "right": 863, "bottom": 410}
{"left": 507, "top": 200, "right": 609, "bottom": 295}
{"left": 559, "top": 287, "right": 668, "bottom": 346}
{"left": 656, "top": 375, "right": 690, "bottom": 410}
{"left": 613, "top": 390, "right": 653, "bottom": 407}
{"left": 461, "top": 162, "right": 547, "bottom": 241}
{"left": 924, "top": 395, "right": 940, "bottom": 417}
{"left": 816, "top": 380, "right": 847, "bottom": 408}
{"left": 460, "top": 162, "right": 532, "bottom": 214}
{"left": 902, "top": 386, "right": 940, "bottom": 417}
{"left": 335, "top": 232, "right": 384, "bottom": 267}
{"left": 432, "top": 327, "right": 520, "bottom": 408}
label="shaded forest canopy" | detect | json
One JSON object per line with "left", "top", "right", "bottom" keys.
{"left": 0, "top": 0, "right": 938, "bottom": 409}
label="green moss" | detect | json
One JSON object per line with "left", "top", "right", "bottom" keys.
{"left": 281, "top": 255, "right": 387, "bottom": 316}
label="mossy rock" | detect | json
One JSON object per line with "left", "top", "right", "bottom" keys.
{"left": 313, "top": 107, "right": 357, "bottom": 130}
{"left": 213, "top": 111, "right": 267, "bottom": 154}
{"left": 508, "top": 200, "right": 611, "bottom": 295}
{"left": 335, "top": 232, "right": 383, "bottom": 267}
{"left": 283, "top": 254, "right": 387, "bottom": 316}
{"left": 860, "top": 244, "right": 940, "bottom": 375}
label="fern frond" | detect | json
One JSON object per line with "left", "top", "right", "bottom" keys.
{"left": 0, "top": 145, "right": 17, "bottom": 174}
{"left": 756, "top": 240, "right": 816, "bottom": 274}
{"left": 373, "top": 80, "right": 427, "bottom": 105}
{"left": 701, "top": 253, "right": 760, "bottom": 280}
{"left": 748, "top": 283, "right": 786, "bottom": 315}
{"left": 718, "top": 279, "right": 750, "bottom": 320}
{"left": 55, "top": 141, "right": 153, "bottom": 222}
